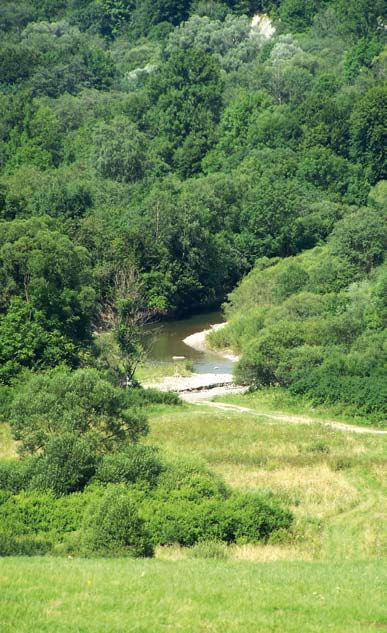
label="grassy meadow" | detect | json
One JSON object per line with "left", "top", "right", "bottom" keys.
{"left": 0, "top": 557, "right": 386, "bottom": 633}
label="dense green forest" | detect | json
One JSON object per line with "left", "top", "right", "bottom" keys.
{"left": 0, "top": 0, "right": 385, "bottom": 379}
{"left": 0, "top": 0, "right": 386, "bottom": 556}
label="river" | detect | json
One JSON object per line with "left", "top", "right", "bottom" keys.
{"left": 142, "top": 310, "right": 234, "bottom": 375}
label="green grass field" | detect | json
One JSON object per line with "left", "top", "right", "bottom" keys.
{"left": 1, "top": 557, "right": 386, "bottom": 633}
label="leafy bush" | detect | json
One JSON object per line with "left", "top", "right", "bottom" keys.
{"left": 9, "top": 368, "right": 149, "bottom": 456}
{"left": 141, "top": 478, "right": 292, "bottom": 546}
{"left": 329, "top": 209, "right": 386, "bottom": 274}
{"left": 291, "top": 369, "right": 387, "bottom": 419}
{"left": 0, "top": 458, "right": 37, "bottom": 493}
{"left": 27, "top": 434, "right": 98, "bottom": 495}
{"left": 222, "top": 492, "right": 293, "bottom": 544}
{"left": 0, "top": 489, "right": 96, "bottom": 537}
{"left": 0, "top": 532, "right": 53, "bottom": 556}
{"left": 94, "top": 445, "right": 163, "bottom": 487}
{"left": 143, "top": 495, "right": 227, "bottom": 546}
{"left": 156, "top": 459, "right": 230, "bottom": 500}
{"left": 82, "top": 485, "right": 153, "bottom": 557}
{"left": 124, "top": 388, "right": 181, "bottom": 407}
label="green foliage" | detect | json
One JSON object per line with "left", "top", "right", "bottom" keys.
{"left": 95, "top": 445, "right": 163, "bottom": 487}
{"left": 0, "top": 298, "right": 78, "bottom": 384}
{"left": 0, "top": 489, "right": 94, "bottom": 537}
{"left": 139, "top": 461, "right": 292, "bottom": 546}
{"left": 350, "top": 84, "right": 387, "bottom": 184}
{"left": 143, "top": 484, "right": 292, "bottom": 546}
{"left": 123, "top": 387, "right": 181, "bottom": 407}
{"left": 333, "top": 0, "right": 386, "bottom": 39}
{"left": 0, "top": 458, "right": 37, "bottom": 494}
{"left": 9, "top": 368, "right": 148, "bottom": 456}
{"left": 222, "top": 492, "right": 293, "bottom": 543}
{"left": 166, "top": 14, "right": 263, "bottom": 71}
{"left": 147, "top": 48, "right": 222, "bottom": 174}
{"left": 278, "top": 0, "right": 325, "bottom": 31}
{"left": 91, "top": 117, "right": 147, "bottom": 182}
{"left": 0, "top": 451, "right": 293, "bottom": 554}
{"left": 0, "top": 532, "right": 53, "bottom": 556}
{"left": 0, "top": 216, "right": 95, "bottom": 381}
{"left": 29, "top": 434, "right": 98, "bottom": 495}
{"left": 0, "top": 44, "right": 41, "bottom": 84}
{"left": 216, "top": 243, "right": 386, "bottom": 419}
{"left": 329, "top": 208, "right": 387, "bottom": 273}
{"left": 82, "top": 485, "right": 153, "bottom": 556}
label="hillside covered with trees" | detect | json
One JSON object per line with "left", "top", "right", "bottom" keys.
{"left": 0, "top": 0, "right": 386, "bottom": 560}
{"left": 0, "top": 0, "right": 385, "bottom": 384}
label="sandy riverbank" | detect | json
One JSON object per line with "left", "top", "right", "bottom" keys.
{"left": 183, "top": 322, "right": 240, "bottom": 362}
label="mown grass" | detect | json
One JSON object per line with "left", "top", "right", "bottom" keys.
{"left": 147, "top": 403, "right": 387, "bottom": 561}
{"left": 0, "top": 557, "right": 386, "bottom": 633}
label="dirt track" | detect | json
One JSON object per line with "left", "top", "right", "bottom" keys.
{"left": 184, "top": 397, "right": 387, "bottom": 436}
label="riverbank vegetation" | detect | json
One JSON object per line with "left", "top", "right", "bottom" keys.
{"left": 0, "top": 0, "right": 385, "bottom": 417}
{"left": 208, "top": 230, "right": 386, "bottom": 424}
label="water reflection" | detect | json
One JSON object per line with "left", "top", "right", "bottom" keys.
{"left": 142, "top": 311, "right": 234, "bottom": 375}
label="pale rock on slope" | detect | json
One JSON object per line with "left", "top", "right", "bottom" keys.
{"left": 251, "top": 13, "right": 275, "bottom": 39}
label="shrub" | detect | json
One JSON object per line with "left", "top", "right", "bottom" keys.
{"left": 291, "top": 366, "right": 387, "bottom": 419}
{"left": 142, "top": 495, "right": 229, "bottom": 546}
{"left": 0, "top": 489, "right": 96, "bottom": 537}
{"left": 82, "top": 486, "right": 153, "bottom": 557}
{"left": 157, "top": 460, "right": 230, "bottom": 500}
{"left": 222, "top": 492, "right": 293, "bottom": 544}
{"left": 124, "top": 388, "right": 181, "bottom": 407}
{"left": 234, "top": 320, "right": 305, "bottom": 387}
{"left": 141, "top": 477, "right": 292, "bottom": 546}
{"left": 9, "top": 368, "right": 148, "bottom": 456}
{"left": 0, "top": 532, "right": 53, "bottom": 556}
{"left": 29, "top": 434, "right": 98, "bottom": 495}
{"left": 94, "top": 445, "right": 163, "bottom": 487}
{"left": 0, "top": 458, "right": 37, "bottom": 493}
{"left": 329, "top": 209, "right": 386, "bottom": 274}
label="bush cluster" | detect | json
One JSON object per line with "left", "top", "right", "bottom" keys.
{"left": 0, "top": 463, "right": 292, "bottom": 557}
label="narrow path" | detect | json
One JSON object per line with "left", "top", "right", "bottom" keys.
{"left": 185, "top": 398, "right": 387, "bottom": 436}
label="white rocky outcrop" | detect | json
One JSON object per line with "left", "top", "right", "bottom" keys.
{"left": 251, "top": 13, "right": 275, "bottom": 39}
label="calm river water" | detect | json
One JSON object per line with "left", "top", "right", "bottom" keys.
{"left": 142, "top": 311, "right": 234, "bottom": 375}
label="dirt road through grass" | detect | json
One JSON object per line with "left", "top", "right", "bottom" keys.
{"left": 184, "top": 396, "right": 387, "bottom": 435}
